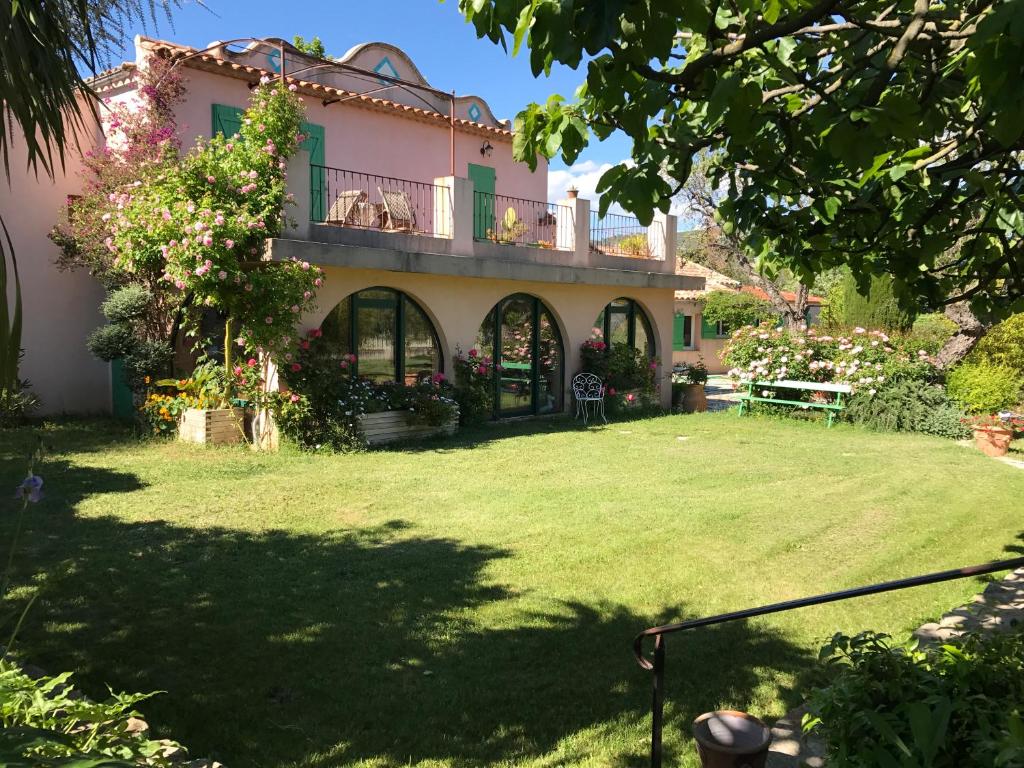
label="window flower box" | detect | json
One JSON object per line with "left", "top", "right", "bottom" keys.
{"left": 357, "top": 409, "right": 458, "bottom": 447}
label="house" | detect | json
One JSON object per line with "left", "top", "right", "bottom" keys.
{"left": 672, "top": 261, "right": 822, "bottom": 374}
{"left": 0, "top": 36, "right": 701, "bottom": 416}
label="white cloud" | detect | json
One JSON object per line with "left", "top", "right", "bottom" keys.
{"left": 549, "top": 158, "right": 696, "bottom": 223}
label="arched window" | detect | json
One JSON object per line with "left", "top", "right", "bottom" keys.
{"left": 594, "top": 298, "right": 655, "bottom": 358}
{"left": 475, "top": 294, "right": 563, "bottom": 418}
{"left": 319, "top": 288, "right": 441, "bottom": 383}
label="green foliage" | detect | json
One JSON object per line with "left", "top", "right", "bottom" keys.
{"left": 911, "top": 313, "right": 958, "bottom": 354}
{"left": 682, "top": 358, "right": 708, "bottom": 386}
{"left": 453, "top": 349, "right": 495, "bottom": 425}
{"left": 946, "top": 361, "right": 1024, "bottom": 414}
{"left": 970, "top": 314, "right": 1024, "bottom": 372}
{"left": 87, "top": 287, "right": 173, "bottom": 392}
{"left": 458, "top": 0, "right": 1024, "bottom": 317}
{"left": 806, "top": 631, "right": 1024, "bottom": 768}
{"left": 840, "top": 274, "right": 914, "bottom": 333}
{"left": 100, "top": 284, "right": 152, "bottom": 324}
{"left": 845, "top": 380, "right": 969, "bottom": 440}
{"left": 0, "top": 659, "right": 177, "bottom": 767}
{"left": 0, "top": 219, "right": 24, "bottom": 399}
{"left": 103, "top": 80, "right": 321, "bottom": 391}
{"left": 702, "top": 290, "right": 775, "bottom": 330}
{"left": 292, "top": 35, "right": 327, "bottom": 59}
{"left": 0, "top": 386, "right": 39, "bottom": 428}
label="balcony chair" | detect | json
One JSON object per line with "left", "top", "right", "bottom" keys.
{"left": 571, "top": 372, "right": 607, "bottom": 424}
{"left": 378, "top": 188, "right": 417, "bottom": 233}
{"left": 326, "top": 189, "right": 368, "bottom": 226}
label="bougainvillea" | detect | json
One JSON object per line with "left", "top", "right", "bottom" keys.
{"left": 102, "top": 77, "right": 321, "bottom": 398}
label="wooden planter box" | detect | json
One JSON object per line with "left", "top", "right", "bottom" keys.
{"left": 178, "top": 407, "right": 246, "bottom": 445}
{"left": 358, "top": 410, "right": 457, "bottom": 447}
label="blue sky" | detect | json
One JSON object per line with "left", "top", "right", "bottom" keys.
{"left": 113, "top": 0, "right": 633, "bottom": 201}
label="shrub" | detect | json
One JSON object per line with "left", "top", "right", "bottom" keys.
{"left": 845, "top": 379, "right": 969, "bottom": 439}
{"left": 453, "top": 348, "right": 495, "bottom": 425}
{"left": 0, "top": 386, "right": 40, "bottom": 428}
{"left": 970, "top": 313, "right": 1024, "bottom": 372}
{"left": 946, "top": 361, "right": 1023, "bottom": 414}
{"left": 101, "top": 283, "right": 152, "bottom": 324}
{"left": 805, "top": 631, "right": 1024, "bottom": 768}
{"left": 724, "top": 324, "right": 936, "bottom": 396}
{"left": 87, "top": 287, "right": 173, "bottom": 391}
{"left": 910, "top": 312, "right": 958, "bottom": 354}
{"left": 702, "top": 289, "right": 775, "bottom": 330}
{"left": 840, "top": 273, "right": 914, "bottom": 332}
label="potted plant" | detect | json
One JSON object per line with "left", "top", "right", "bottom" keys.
{"left": 674, "top": 359, "right": 708, "bottom": 413}
{"left": 962, "top": 413, "right": 1023, "bottom": 457}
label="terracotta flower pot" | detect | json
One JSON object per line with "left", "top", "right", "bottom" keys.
{"left": 682, "top": 383, "right": 708, "bottom": 413}
{"left": 973, "top": 426, "right": 1013, "bottom": 457}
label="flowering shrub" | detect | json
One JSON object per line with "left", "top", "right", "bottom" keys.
{"left": 579, "top": 328, "right": 659, "bottom": 404}
{"left": 724, "top": 324, "right": 936, "bottom": 396}
{"left": 100, "top": 77, "right": 322, "bottom": 402}
{"left": 453, "top": 347, "right": 497, "bottom": 424}
{"left": 269, "top": 328, "right": 457, "bottom": 450}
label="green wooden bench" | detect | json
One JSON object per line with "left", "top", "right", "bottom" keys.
{"left": 736, "top": 379, "right": 852, "bottom": 427}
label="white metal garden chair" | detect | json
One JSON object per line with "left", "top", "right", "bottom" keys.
{"left": 572, "top": 372, "right": 607, "bottom": 424}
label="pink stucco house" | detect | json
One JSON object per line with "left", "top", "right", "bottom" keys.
{"left": 1, "top": 36, "right": 701, "bottom": 417}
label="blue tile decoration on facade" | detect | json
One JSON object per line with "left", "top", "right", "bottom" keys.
{"left": 467, "top": 103, "right": 482, "bottom": 122}
{"left": 373, "top": 56, "right": 399, "bottom": 84}
{"left": 266, "top": 49, "right": 282, "bottom": 73}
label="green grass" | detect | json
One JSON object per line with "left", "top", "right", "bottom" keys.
{"left": 2, "top": 414, "right": 1022, "bottom": 768}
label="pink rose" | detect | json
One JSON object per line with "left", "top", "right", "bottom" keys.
{"left": 290, "top": 393, "right": 300, "bottom": 402}
{"left": 224, "top": 239, "right": 234, "bottom": 249}
{"left": 246, "top": 358, "right": 257, "bottom": 367}
{"left": 265, "top": 316, "right": 273, "bottom": 324}
{"left": 468, "top": 348, "right": 478, "bottom": 358}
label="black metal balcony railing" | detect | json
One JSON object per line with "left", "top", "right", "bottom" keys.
{"left": 473, "top": 191, "right": 574, "bottom": 250}
{"left": 590, "top": 211, "right": 661, "bottom": 258}
{"left": 310, "top": 165, "right": 451, "bottom": 239}
{"left": 633, "top": 556, "right": 1024, "bottom": 768}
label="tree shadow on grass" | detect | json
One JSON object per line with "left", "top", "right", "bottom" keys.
{"left": 1, "top": 456, "right": 816, "bottom": 768}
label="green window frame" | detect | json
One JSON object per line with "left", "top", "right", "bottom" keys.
{"left": 700, "top": 315, "right": 729, "bottom": 339}
{"left": 211, "top": 104, "right": 326, "bottom": 219}
{"left": 596, "top": 298, "right": 655, "bottom": 358}
{"left": 478, "top": 294, "right": 564, "bottom": 419}
{"left": 319, "top": 288, "right": 442, "bottom": 384}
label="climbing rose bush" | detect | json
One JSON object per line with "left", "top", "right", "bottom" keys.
{"left": 104, "top": 78, "right": 321, "bottom": 364}
{"left": 723, "top": 324, "right": 936, "bottom": 395}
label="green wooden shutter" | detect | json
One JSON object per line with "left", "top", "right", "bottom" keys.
{"left": 211, "top": 104, "right": 244, "bottom": 138}
{"left": 700, "top": 314, "right": 718, "bottom": 339}
{"left": 673, "top": 314, "right": 686, "bottom": 351}
{"left": 300, "top": 122, "right": 326, "bottom": 221}
{"left": 468, "top": 163, "right": 496, "bottom": 239}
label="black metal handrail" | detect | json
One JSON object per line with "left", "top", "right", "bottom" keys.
{"left": 633, "top": 556, "right": 1024, "bottom": 768}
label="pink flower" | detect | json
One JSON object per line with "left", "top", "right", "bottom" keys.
{"left": 608, "top": 387, "right": 617, "bottom": 396}
{"left": 247, "top": 358, "right": 257, "bottom": 367}
{"left": 339, "top": 360, "right": 349, "bottom": 369}
{"left": 288, "top": 84, "right": 298, "bottom": 92}
{"left": 468, "top": 348, "right": 478, "bottom": 358}
{"left": 303, "top": 290, "right": 312, "bottom": 300}
{"left": 290, "top": 393, "right": 301, "bottom": 402}
{"left": 224, "top": 239, "right": 234, "bottom": 249}
{"left": 206, "top": 175, "right": 216, "bottom": 184}
{"left": 476, "top": 364, "right": 487, "bottom": 375}
{"left": 314, "top": 278, "right": 323, "bottom": 287}
{"left": 233, "top": 366, "right": 242, "bottom": 376}
{"left": 300, "top": 340, "right": 310, "bottom": 350}
{"left": 301, "top": 261, "right": 310, "bottom": 270}
{"left": 218, "top": 270, "right": 227, "bottom": 280}
{"left": 290, "top": 305, "right": 300, "bottom": 313}
{"left": 265, "top": 316, "right": 273, "bottom": 324}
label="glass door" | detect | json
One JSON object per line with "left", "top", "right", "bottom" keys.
{"left": 497, "top": 296, "right": 534, "bottom": 416}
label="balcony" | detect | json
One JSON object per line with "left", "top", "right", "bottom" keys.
{"left": 280, "top": 160, "right": 683, "bottom": 286}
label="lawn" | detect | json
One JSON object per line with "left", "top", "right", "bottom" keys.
{"left": 2, "top": 414, "right": 1022, "bottom": 768}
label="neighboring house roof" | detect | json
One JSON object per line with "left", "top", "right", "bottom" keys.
{"left": 673, "top": 260, "right": 824, "bottom": 306}
{"left": 675, "top": 260, "right": 739, "bottom": 300}
{"left": 740, "top": 285, "right": 824, "bottom": 305}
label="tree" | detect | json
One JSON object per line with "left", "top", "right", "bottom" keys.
{"left": 702, "top": 289, "right": 776, "bottom": 330}
{"left": 678, "top": 151, "right": 811, "bottom": 328}
{"left": 840, "top": 273, "right": 914, "bottom": 331}
{"left": 459, "top": 1, "right": 1024, "bottom": 329}
{"left": 292, "top": 35, "right": 327, "bottom": 59}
